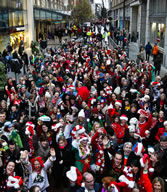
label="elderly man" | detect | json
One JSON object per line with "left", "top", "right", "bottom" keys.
{"left": 77, "top": 172, "right": 101, "bottom": 192}
{"left": 121, "top": 142, "right": 137, "bottom": 166}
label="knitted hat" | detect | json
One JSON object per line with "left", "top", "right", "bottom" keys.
{"left": 78, "top": 109, "right": 85, "bottom": 118}
{"left": 133, "top": 142, "right": 144, "bottom": 156}
{"left": 120, "top": 114, "right": 128, "bottom": 121}
{"left": 7, "top": 176, "right": 23, "bottom": 189}
{"left": 66, "top": 166, "right": 82, "bottom": 186}
{"left": 115, "top": 100, "right": 122, "bottom": 107}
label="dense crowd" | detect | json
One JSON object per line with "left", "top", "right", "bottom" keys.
{"left": 0, "top": 30, "right": 167, "bottom": 192}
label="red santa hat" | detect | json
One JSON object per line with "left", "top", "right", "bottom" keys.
{"left": 140, "top": 154, "right": 154, "bottom": 173}
{"left": 108, "top": 181, "right": 128, "bottom": 192}
{"left": 151, "top": 81, "right": 161, "bottom": 86}
{"left": 107, "top": 49, "right": 111, "bottom": 55}
{"left": 71, "top": 125, "right": 85, "bottom": 139}
{"left": 25, "top": 125, "right": 35, "bottom": 136}
{"left": 115, "top": 100, "right": 122, "bottom": 107}
{"left": 7, "top": 176, "right": 23, "bottom": 189}
{"left": 25, "top": 122, "right": 35, "bottom": 129}
{"left": 134, "top": 142, "right": 144, "bottom": 156}
{"left": 66, "top": 166, "right": 83, "bottom": 186}
{"left": 79, "top": 133, "right": 90, "bottom": 143}
{"left": 68, "top": 85, "right": 75, "bottom": 90}
{"left": 119, "top": 166, "right": 135, "bottom": 188}
{"left": 51, "top": 123, "right": 63, "bottom": 131}
{"left": 120, "top": 114, "right": 128, "bottom": 121}
{"left": 138, "top": 109, "right": 149, "bottom": 118}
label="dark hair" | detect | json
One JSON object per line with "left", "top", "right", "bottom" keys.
{"left": 40, "top": 135, "right": 48, "bottom": 142}
{"left": 8, "top": 139, "right": 16, "bottom": 146}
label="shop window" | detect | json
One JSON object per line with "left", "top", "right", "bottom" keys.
{"left": 40, "top": 10, "right": 46, "bottom": 19}
{"left": 34, "top": 9, "right": 40, "bottom": 20}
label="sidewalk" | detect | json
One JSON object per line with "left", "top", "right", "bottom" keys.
{"left": 128, "top": 42, "right": 167, "bottom": 78}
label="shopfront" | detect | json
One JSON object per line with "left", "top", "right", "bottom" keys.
{"left": 0, "top": 0, "right": 28, "bottom": 51}
{"left": 150, "top": 21, "right": 165, "bottom": 48}
{"left": 34, "top": 8, "right": 68, "bottom": 41}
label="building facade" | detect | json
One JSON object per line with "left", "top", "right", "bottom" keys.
{"left": 111, "top": 0, "right": 131, "bottom": 31}
{"left": 0, "top": 0, "right": 28, "bottom": 51}
{"left": 111, "top": 0, "right": 167, "bottom": 67}
{"left": 0, "top": 0, "right": 72, "bottom": 51}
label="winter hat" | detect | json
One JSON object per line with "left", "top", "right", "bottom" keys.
{"left": 105, "top": 86, "right": 112, "bottom": 95}
{"left": 25, "top": 122, "right": 35, "bottom": 129}
{"left": 4, "top": 121, "right": 13, "bottom": 128}
{"left": 68, "top": 85, "right": 75, "bottom": 90}
{"left": 151, "top": 82, "right": 161, "bottom": 86}
{"left": 128, "top": 125, "right": 136, "bottom": 133}
{"left": 140, "top": 153, "right": 149, "bottom": 167}
{"left": 164, "top": 121, "right": 167, "bottom": 126}
{"left": 129, "top": 117, "right": 138, "bottom": 125}
{"left": 66, "top": 166, "right": 82, "bottom": 186}
{"left": 25, "top": 125, "right": 35, "bottom": 136}
{"left": 133, "top": 142, "right": 144, "bottom": 156}
{"left": 144, "top": 95, "right": 150, "bottom": 100}
{"left": 108, "top": 181, "right": 127, "bottom": 192}
{"left": 71, "top": 125, "right": 85, "bottom": 139}
{"left": 51, "top": 123, "right": 63, "bottom": 131}
{"left": 78, "top": 109, "right": 85, "bottom": 118}
{"left": 120, "top": 114, "right": 128, "bottom": 121}
{"left": 71, "top": 106, "right": 79, "bottom": 114}
{"left": 148, "top": 147, "right": 155, "bottom": 154}
{"left": 38, "top": 115, "right": 51, "bottom": 122}
{"left": 79, "top": 133, "right": 90, "bottom": 143}
{"left": 114, "top": 87, "right": 121, "bottom": 95}
{"left": 7, "top": 176, "right": 23, "bottom": 189}
{"left": 119, "top": 167, "right": 135, "bottom": 189}
{"left": 138, "top": 109, "right": 149, "bottom": 118}
{"left": 115, "top": 100, "right": 122, "bottom": 107}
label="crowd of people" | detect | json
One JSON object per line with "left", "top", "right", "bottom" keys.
{"left": 0, "top": 26, "right": 167, "bottom": 192}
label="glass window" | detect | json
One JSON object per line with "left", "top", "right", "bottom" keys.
{"left": 46, "top": 12, "right": 51, "bottom": 19}
{"left": 34, "top": 9, "right": 40, "bottom": 19}
{"left": 52, "top": 13, "right": 57, "bottom": 20}
{"left": 40, "top": 10, "right": 46, "bottom": 19}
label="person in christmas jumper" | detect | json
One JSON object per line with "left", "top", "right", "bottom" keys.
{"left": 91, "top": 128, "right": 107, "bottom": 182}
{"left": 137, "top": 109, "right": 152, "bottom": 138}
{"left": 72, "top": 133, "right": 95, "bottom": 173}
{"left": 0, "top": 160, "right": 21, "bottom": 192}
{"left": 20, "top": 148, "right": 56, "bottom": 192}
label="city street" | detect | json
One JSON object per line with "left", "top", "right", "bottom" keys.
{"left": 1, "top": 1, "right": 167, "bottom": 192}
